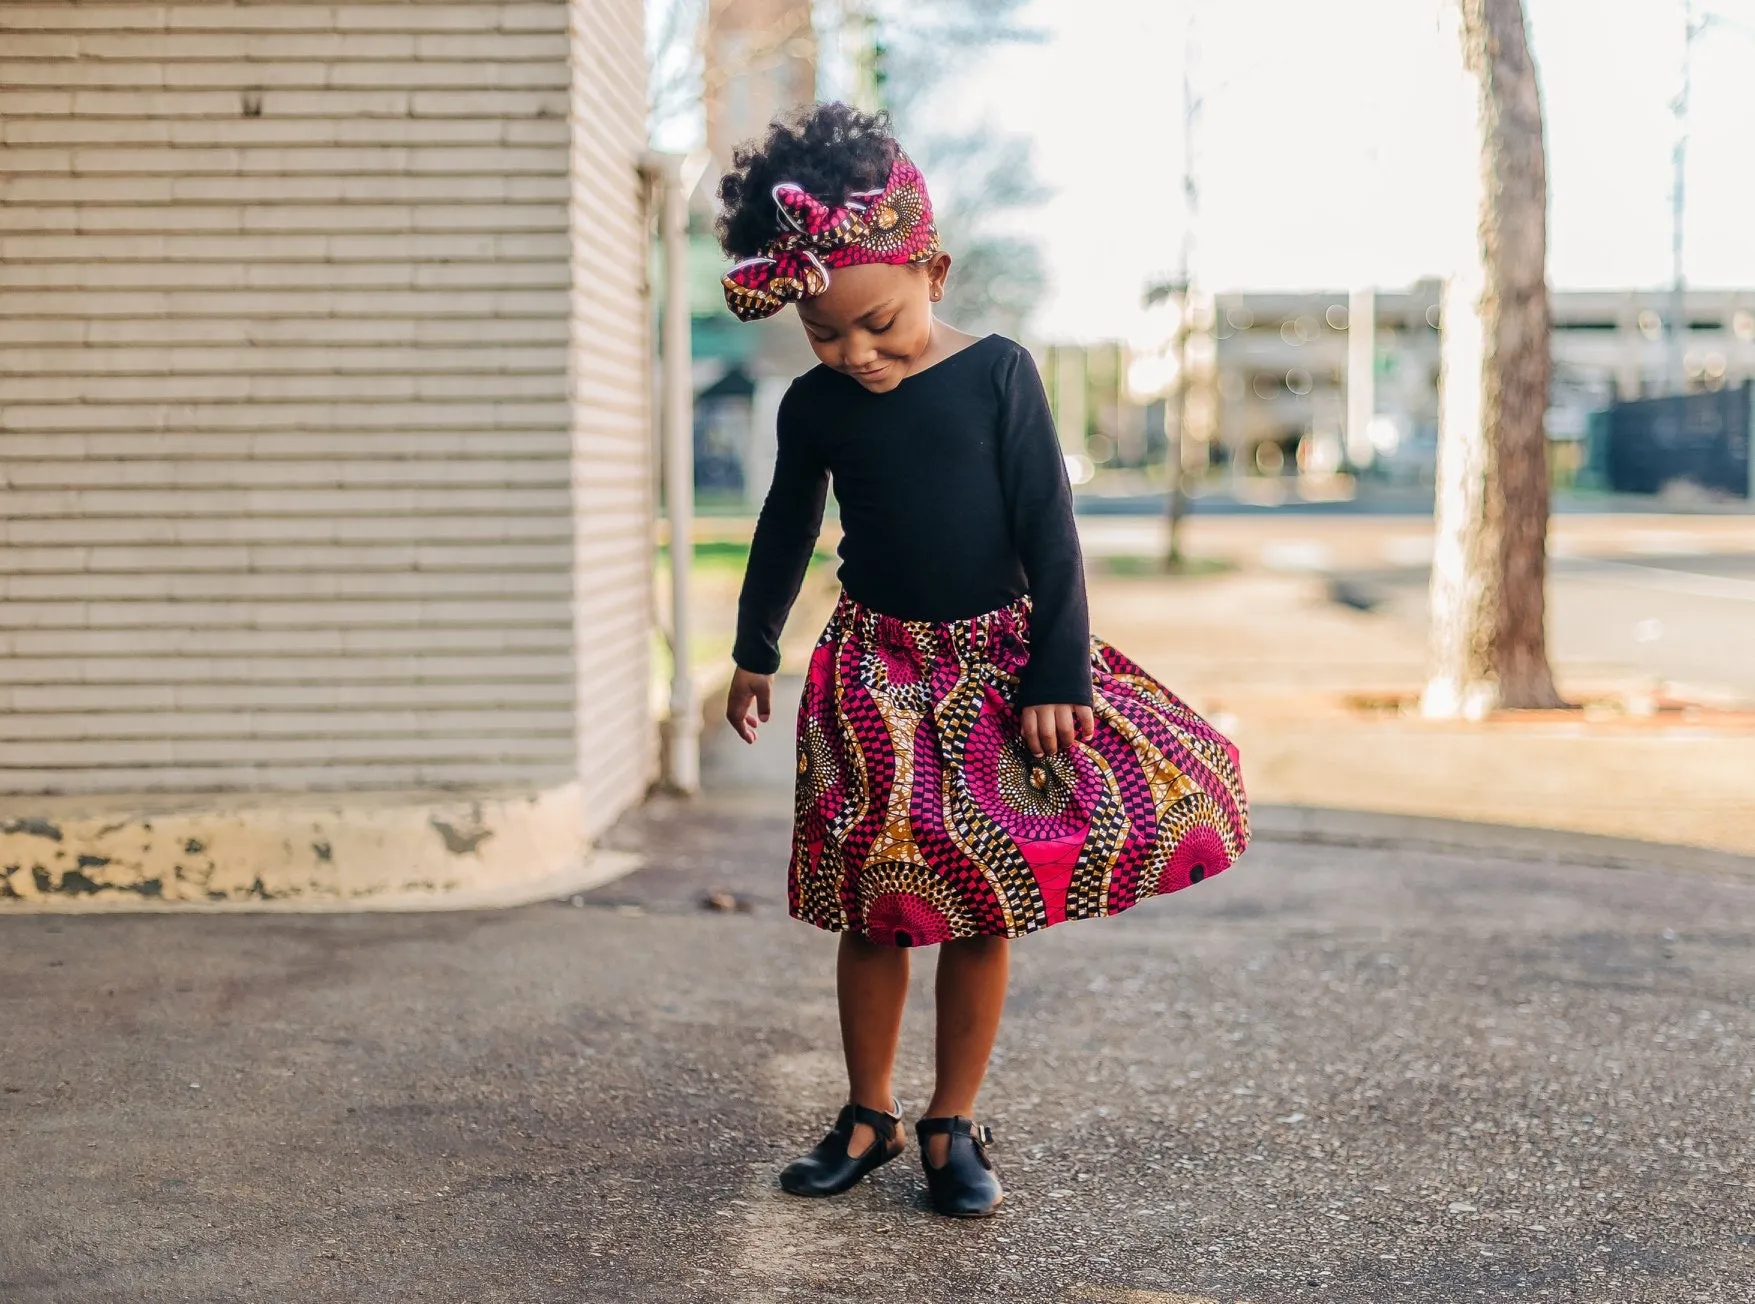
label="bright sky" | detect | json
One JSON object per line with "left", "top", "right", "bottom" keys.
{"left": 931, "top": 0, "right": 1755, "bottom": 341}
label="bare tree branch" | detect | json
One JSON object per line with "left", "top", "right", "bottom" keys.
{"left": 871, "top": 0, "right": 1050, "bottom": 335}
{"left": 647, "top": 0, "right": 705, "bottom": 140}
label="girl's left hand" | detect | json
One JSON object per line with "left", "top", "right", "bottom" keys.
{"left": 1021, "top": 703, "right": 1095, "bottom": 757}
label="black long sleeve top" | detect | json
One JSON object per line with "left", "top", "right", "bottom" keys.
{"left": 732, "top": 334, "right": 1092, "bottom": 707}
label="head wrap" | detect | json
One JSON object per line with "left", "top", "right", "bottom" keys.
{"left": 721, "top": 153, "right": 941, "bottom": 323}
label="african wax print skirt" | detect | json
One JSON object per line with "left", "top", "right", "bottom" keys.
{"left": 789, "top": 592, "right": 1250, "bottom": 947}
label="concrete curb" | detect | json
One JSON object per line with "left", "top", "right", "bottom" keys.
{"left": 1252, "top": 803, "right": 1755, "bottom": 881}
{"left": 0, "top": 783, "right": 640, "bottom": 912}
{"left": 0, "top": 849, "right": 643, "bottom": 916}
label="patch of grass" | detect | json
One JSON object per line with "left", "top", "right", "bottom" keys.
{"left": 657, "top": 540, "right": 836, "bottom": 571}
{"left": 1098, "top": 554, "right": 1234, "bottom": 579}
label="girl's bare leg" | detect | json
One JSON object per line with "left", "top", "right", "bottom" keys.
{"left": 924, "top": 934, "right": 1011, "bottom": 1164}
{"left": 838, "top": 932, "right": 910, "bottom": 1156}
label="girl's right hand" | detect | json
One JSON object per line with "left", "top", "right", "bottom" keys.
{"left": 726, "top": 667, "right": 773, "bottom": 744}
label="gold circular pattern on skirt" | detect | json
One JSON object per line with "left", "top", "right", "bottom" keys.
{"left": 998, "top": 742, "right": 1075, "bottom": 818}
{"left": 854, "top": 859, "right": 973, "bottom": 937}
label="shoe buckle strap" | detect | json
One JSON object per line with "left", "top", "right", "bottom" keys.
{"left": 847, "top": 1099, "right": 903, "bottom": 1132}
{"left": 915, "top": 1114, "right": 992, "bottom": 1145}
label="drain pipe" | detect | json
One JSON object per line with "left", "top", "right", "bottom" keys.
{"left": 646, "top": 151, "right": 698, "bottom": 794}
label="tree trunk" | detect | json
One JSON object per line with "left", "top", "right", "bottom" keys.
{"left": 1167, "top": 314, "right": 1190, "bottom": 570}
{"left": 1423, "top": 0, "right": 1564, "bottom": 718}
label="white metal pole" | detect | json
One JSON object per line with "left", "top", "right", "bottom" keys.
{"left": 1670, "top": 1, "right": 1701, "bottom": 395}
{"left": 650, "top": 153, "right": 699, "bottom": 794}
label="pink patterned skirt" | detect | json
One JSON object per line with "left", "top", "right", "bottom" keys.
{"left": 790, "top": 592, "right": 1250, "bottom": 947}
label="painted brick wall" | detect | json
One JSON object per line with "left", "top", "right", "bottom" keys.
{"left": 0, "top": 0, "right": 654, "bottom": 813}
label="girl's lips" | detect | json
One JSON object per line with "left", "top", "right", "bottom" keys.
{"left": 850, "top": 364, "right": 889, "bottom": 381}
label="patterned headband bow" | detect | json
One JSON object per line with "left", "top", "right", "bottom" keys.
{"left": 722, "top": 154, "right": 941, "bottom": 323}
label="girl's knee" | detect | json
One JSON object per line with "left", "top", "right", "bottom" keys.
{"left": 842, "top": 932, "right": 902, "bottom": 959}
{"left": 945, "top": 934, "right": 1009, "bottom": 956}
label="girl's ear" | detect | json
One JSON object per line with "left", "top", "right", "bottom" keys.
{"left": 925, "top": 252, "right": 952, "bottom": 303}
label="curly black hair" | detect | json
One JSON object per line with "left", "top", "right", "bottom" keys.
{"left": 715, "top": 102, "right": 901, "bottom": 259}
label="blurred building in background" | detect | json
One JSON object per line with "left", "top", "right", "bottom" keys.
{"left": 1039, "top": 285, "right": 1755, "bottom": 507}
{"left": 1198, "top": 286, "right": 1442, "bottom": 493}
{"left": 0, "top": 0, "right": 656, "bottom": 903}
{"left": 1587, "top": 383, "right": 1752, "bottom": 501}
{"left": 1207, "top": 285, "right": 1755, "bottom": 495}
{"left": 1042, "top": 342, "right": 1164, "bottom": 465}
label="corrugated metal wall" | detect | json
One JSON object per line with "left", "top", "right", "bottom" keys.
{"left": 0, "top": 0, "right": 654, "bottom": 815}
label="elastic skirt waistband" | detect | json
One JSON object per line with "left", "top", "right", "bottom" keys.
{"left": 825, "top": 589, "right": 1032, "bottom": 665}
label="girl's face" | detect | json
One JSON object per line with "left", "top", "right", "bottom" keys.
{"left": 794, "top": 254, "right": 953, "bottom": 393}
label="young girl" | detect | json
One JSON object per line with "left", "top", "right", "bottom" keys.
{"left": 719, "top": 103, "right": 1250, "bottom": 1219}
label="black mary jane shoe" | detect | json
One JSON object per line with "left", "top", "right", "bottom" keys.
{"left": 779, "top": 1100, "right": 906, "bottom": 1198}
{"left": 916, "top": 1115, "right": 1004, "bottom": 1218}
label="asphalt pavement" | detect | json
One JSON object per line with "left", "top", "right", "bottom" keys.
{"left": 3, "top": 692, "right": 1753, "bottom": 1303}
